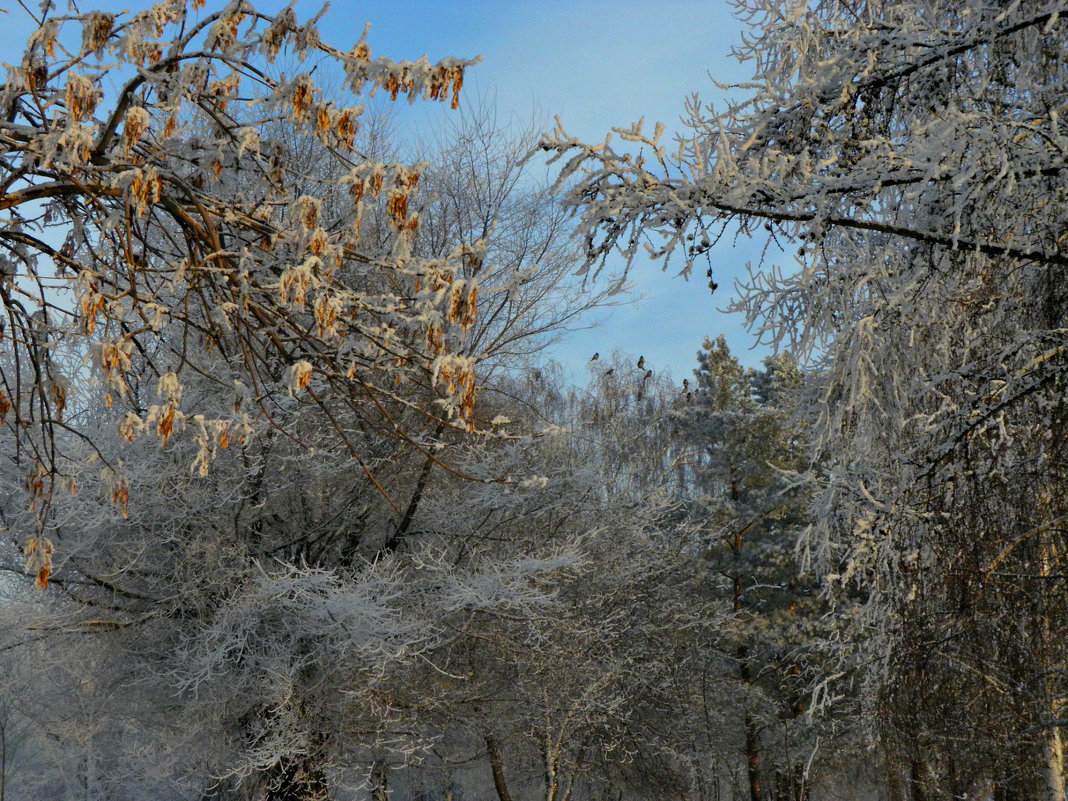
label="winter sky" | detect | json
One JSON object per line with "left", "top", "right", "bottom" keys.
{"left": 4, "top": 0, "right": 778, "bottom": 381}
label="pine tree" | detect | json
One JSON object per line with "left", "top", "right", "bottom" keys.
{"left": 673, "top": 338, "right": 821, "bottom": 801}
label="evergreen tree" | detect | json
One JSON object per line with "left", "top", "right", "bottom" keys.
{"left": 673, "top": 338, "right": 822, "bottom": 801}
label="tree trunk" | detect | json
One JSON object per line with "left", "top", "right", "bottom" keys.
{"left": 370, "top": 760, "right": 388, "bottom": 801}
{"left": 773, "top": 764, "right": 808, "bottom": 801}
{"left": 1045, "top": 726, "right": 1066, "bottom": 801}
{"left": 744, "top": 706, "right": 762, "bottom": 801}
{"left": 908, "top": 760, "right": 926, "bottom": 801}
{"left": 736, "top": 607, "right": 760, "bottom": 801}
{"left": 732, "top": 511, "right": 761, "bottom": 801}
{"left": 545, "top": 749, "right": 559, "bottom": 801}
{"left": 485, "top": 735, "right": 514, "bottom": 801}
{"left": 1039, "top": 530, "right": 1066, "bottom": 801}
{"left": 384, "top": 421, "right": 445, "bottom": 554}
{"left": 738, "top": 644, "right": 761, "bottom": 801}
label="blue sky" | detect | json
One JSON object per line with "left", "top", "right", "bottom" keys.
{"left": 340, "top": 0, "right": 776, "bottom": 380}
{"left": 4, "top": 1, "right": 777, "bottom": 381}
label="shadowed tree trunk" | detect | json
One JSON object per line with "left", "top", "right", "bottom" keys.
{"left": 370, "top": 759, "right": 388, "bottom": 801}
{"left": 486, "top": 735, "right": 514, "bottom": 801}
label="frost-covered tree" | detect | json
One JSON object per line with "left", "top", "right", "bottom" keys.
{"left": 0, "top": 5, "right": 623, "bottom": 800}
{"left": 547, "top": 1, "right": 1068, "bottom": 798}
{"left": 670, "top": 339, "right": 826, "bottom": 801}
{"left": 0, "top": 652, "right": 31, "bottom": 801}
{"left": 381, "top": 361, "right": 723, "bottom": 801}
{"left": 411, "top": 105, "right": 614, "bottom": 370}
{"left": 0, "top": 331, "right": 593, "bottom": 801}
{"left": 0, "top": 0, "right": 488, "bottom": 545}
